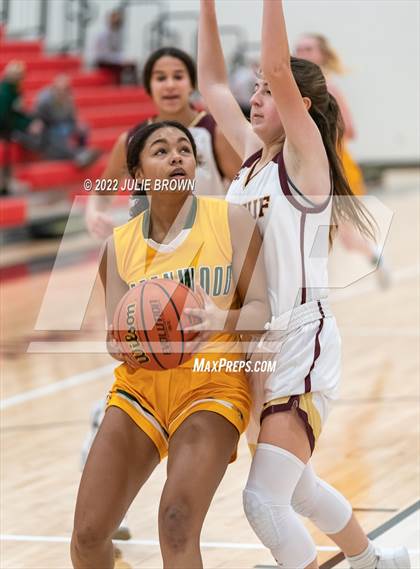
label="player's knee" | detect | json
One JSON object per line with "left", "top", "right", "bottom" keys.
{"left": 243, "top": 486, "right": 318, "bottom": 567}
{"left": 291, "top": 486, "right": 318, "bottom": 518}
{"left": 293, "top": 476, "right": 353, "bottom": 534}
{"left": 313, "top": 478, "right": 352, "bottom": 533}
{"left": 72, "top": 522, "right": 109, "bottom": 552}
{"left": 159, "top": 500, "right": 196, "bottom": 552}
{"left": 243, "top": 487, "right": 291, "bottom": 550}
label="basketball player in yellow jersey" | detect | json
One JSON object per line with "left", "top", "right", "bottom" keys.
{"left": 71, "top": 121, "right": 269, "bottom": 569}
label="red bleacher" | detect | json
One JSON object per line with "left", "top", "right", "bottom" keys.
{"left": 0, "top": 54, "right": 82, "bottom": 73}
{"left": 0, "top": 197, "right": 27, "bottom": 228}
{"left": 0, "top": 33, "right": 156, "bottom": 228}
{"left": 0, "top": 38, "right": 44, "bottom": 56}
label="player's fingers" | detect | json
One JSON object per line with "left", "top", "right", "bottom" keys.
{"left": 184, "top": 321, "right": 208, "bottom": 333}
{"left": 184, "top": 307, "right": 206, "bottom": 319}
{"left": 195, "top": 285, "right": 212, "bottom": 306}
{"left": 97, "top": 220, "right": 114, "bottom": 238}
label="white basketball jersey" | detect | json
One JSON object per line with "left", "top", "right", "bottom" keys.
{"left": 226, "top": 149, "right": 332, "bottom": 316}
{"left": 189, "top": 112, "right": 227, "bottom": 196}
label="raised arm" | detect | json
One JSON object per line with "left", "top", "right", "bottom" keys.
{"left": 213, "top": 127, "right": 242, "bottom": 181}
{"left": 261, "top": 0, "right": 330, "bottom": 198}
{"left": 85, "top": 132, "right": 128, "bottom": 239}
{"left": 198, "top": 0, "right": 260, "bottom": 160}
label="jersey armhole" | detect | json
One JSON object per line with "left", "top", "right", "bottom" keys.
{"left": 276, "top": 149, "right": 332, "bottom": 214}
{"left": 196, "top": 113, "right": 225, "bottom": 180}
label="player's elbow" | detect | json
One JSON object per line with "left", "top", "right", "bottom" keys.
{"left": 260, "top": 59, "right": 290, "bottom": 82}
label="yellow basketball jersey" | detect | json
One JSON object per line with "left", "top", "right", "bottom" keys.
{"left": 113, "top": 197, "right": 242, "bottom": 365}
{"left": 340, "top": 143, "right": 365, "bottom": 196}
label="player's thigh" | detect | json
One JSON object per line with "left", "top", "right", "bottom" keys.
{"left": 259, "top": 407, "right": 312, "bottom": 464}
{"left": 160, "top": 411, "right": 239, "bottom": 526}
{"left": 74, "top": 406, "right": 160, "bottom": 537}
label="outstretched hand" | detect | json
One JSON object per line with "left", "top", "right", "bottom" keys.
{"left": 86, "top": 210, "right": 115, "bottom": 240}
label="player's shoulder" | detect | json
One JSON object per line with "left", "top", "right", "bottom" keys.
{"left": 114, "top": 212, "right": 145, "bottom": 239}
{"left": 192, "top": 111, "right": 216, "bottom": 133}
{"left": 197, "top": 195, "right": 227, "bottom": 210}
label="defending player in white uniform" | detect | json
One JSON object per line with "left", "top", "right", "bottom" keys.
{"left": 198, "top": 1, "right": 410, "bottom": 568}
{"left": 227, "top": 147, "right": 340, "bottom": 451}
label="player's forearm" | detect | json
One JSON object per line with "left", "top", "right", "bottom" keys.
{"left": 86, "top": 193, "right": 112, "bottom": 214}
{"left": 261, "top": 0, "right": 290, "bottom": 77}
{"left": 198, "top": 0, "right": 229, "bottom": 92}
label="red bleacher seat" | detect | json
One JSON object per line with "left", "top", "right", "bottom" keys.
{"left": 0, "top": 198, "right": 27, "bottom": 228}
{"left": 79, "top": 103, "right": 156, "bottom": 129}
{"left": 0, "top": 54, "right": 81, "bottom": 74}
{"left": 22, "top": 69, "right": 114, "bottom": 92}
{"left": 0, "top": 39, "right": 44, "bottom": 56}
{"left": 90, "top": 127, "right": 127, "bottom": 152}
{"left": 24, "top": 86, "right": 152, "bottom": 109}
{"left": 15, "top": 153, "right": 108, "bottom": 191}
{"left": 0, "top": 142, "right": 25, "bottom": 165}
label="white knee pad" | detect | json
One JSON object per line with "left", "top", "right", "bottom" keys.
{"left": 292, "top": 462, "right": 352, "bottom": 534}
{"left": 243, "top": 444, "right": 317, "bottom": 569}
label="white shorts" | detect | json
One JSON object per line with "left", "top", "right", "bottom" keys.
{"left": 247, "top": 300, "right": 341, "bottom": 450}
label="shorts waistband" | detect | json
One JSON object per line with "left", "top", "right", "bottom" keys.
{"left": 265, "top": 299, "right": 331, "bottom": 334}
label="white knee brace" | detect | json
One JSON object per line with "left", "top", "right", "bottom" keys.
{"left": 291, "top": 462, "right": 352, "bottom": 534}
{"left": 243, "top": 444, "right": 317, "bottom": 569}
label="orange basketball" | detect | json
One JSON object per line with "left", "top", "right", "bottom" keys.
{"left": 113, "top": 279, "right": 204, "bottom": 371}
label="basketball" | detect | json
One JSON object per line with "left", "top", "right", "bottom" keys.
{"left": 113, "top": 279, "right": 204, "bottom": 371}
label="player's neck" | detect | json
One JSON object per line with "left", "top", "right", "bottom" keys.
{"left": 260, "top": 140, "right": 283, "bottom": 166}
{"left": 147, "top": 194, "right": 195, "bottom": 244}
{"left": 155, "top": 106, "right": 199, "bottom": 128}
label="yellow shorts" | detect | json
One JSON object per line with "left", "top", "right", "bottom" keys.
{"left": 107, "top": 357, "right": 251, "bottom": 461}
{"left": 248, "top": 392, "right": 328, "bottom": 456}
{"left": 340, "top": 145, "right": 366, "bottom": 196}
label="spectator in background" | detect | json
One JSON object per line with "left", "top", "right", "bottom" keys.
{"left": 35, "top": 74, "right": 99, "bottom": 168}
{"left": 0, "top": 61, "right": 43, "bottom": 193}
{"left": 0, "top": 61, "right": 43, "bottom": 142}
{"left": 229, "top": 56, "right": 259, "bottom": 119}
{"left": 93, "top": 9, "right": 137, "bottom": 85}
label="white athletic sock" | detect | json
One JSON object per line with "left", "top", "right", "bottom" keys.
{"left": 347, "top": 540, "right": 378, "bottom": 569}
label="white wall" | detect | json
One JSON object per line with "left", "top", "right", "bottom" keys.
{"left": 3, "top": 0, "right": 419, "bottom": 162}
{"left": 165, "top": 0, "right": 420, "bottom": 162}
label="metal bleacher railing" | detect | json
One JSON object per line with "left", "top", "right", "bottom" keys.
{"left": 0, "top": 0, "right": 95, "bottom": 51}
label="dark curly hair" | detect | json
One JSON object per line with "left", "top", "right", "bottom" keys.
{"left": 126, "top": 121, "right": 197, "bottom": 218}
